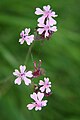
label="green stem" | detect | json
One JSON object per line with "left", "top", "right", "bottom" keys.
{"left": 24, "top": 42, "right": 34, "bottom": 65}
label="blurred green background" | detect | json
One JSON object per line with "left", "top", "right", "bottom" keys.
{"left": 0, "top": 0, "right": 80, "bottom": 120}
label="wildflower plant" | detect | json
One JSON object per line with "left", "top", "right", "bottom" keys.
{"left": 13, "top": 5, "right": 58, "bottom": 111}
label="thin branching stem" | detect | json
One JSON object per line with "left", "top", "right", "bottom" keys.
{"left": 24, "top": 42, "right": 34, "bottom": 65}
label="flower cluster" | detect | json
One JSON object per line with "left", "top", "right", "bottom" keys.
{"left": 13, "top": 61, "right": 52, "bottom": 111}
{"left": 35, "top": 5, "right": 58, "bottom": 39}
{"left": 13, "top": 5, "right": 58, "bottom": 111}
{"left": 19, "top": 5, "right": 57, "bottom": 46}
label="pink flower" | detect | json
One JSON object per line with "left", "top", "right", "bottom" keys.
{"left": 39, "top": 77, "right": 51, "bottom": 93}
{"left": 19, "top": 28, "right": 34, "bottom": 45}
{"left": 35, "top": 5, "right": 57, "bottom": 25}
{"left": 13, "top": 65, "right": 33, "bottom": 85}
{"left": 37, "top": 20, "right": 57, "bottom": 38}
{"left": 27, "top": 92, "right": 47, "bottom": 111}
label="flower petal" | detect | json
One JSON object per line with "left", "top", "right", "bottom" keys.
{"left": 45, "top": 30, "right": 49, "bottom": 38}
{"left": 27, "top": 103, "right": 35, "bottom": 110}
{"left": 49, "top": 82, "right": 51, "bottom": 84}
{"left": 14, "top": 77, "right": 21, "bottom": 85}
{"left": 35, "top": 8, "right": 43, "bottom": 15}
{"left": 39, "top": 80, "right": 44, "bottom": 85}
{"left": 38, "top": 16, "right": 45, "bottom": 23}
{"left": 13, "top": 69, "right": 20, "bottom": 76}
{"left": 25, "top": 36, "right": 33, "bottom": 45}
{"left": 37, "top": 92, "right": 44, "bottom": 101}
{"left": 29, "top": 35, "right": 34, "bottom": 43}
{"left": 40, "top": 86, "right": 45, "bottom": 92}
{"left": 20, "top": 65, "right": 26, "bottom": 73}
{"left": 23, "top": 77, "right": 31, "bottom": 85}
{"left": 49, "top": 84, "right": 51, "bottom": 87}
{"left": 20, "top": 30, "right": 24, "bottom": 37}
{"left": 49, "top": 17, "right": 57, "bottom": 25}
{"left": 46, "top": 20, "right": 50, "bottom": 26}
{"left": 37, "top": 28, "right": 44, "bottom": 34}
{"left": 35, "top": 106, "right": 42, "bottom": 111}
{"left": 42, "top": 100, "right": 48, "bottom": 106}
{"left": 44, "top": 77, "right": 49, "bottom": 83}
{"left": 25, "top": 28, "right": 30, "bottom": 35}
{"left": 37, "top": 23, "right": 44, "bottom": 27}
{"left": 26, "top": 71, "right": 33, "bottom": 78}
{"left": 50, "top": 26, "right": 57, "bottom": 32}
{"left": 46, "top": 88, "right": 51, "bottom": 93}
{"left": 30, "top": 93, "right": 37, "bottom": 101}
{"left": 19, "top": 38, "right": 24, "bottom": 44}
{"left": 51, "top": 12, "right": 58, "bottom": 17}
{"left": 43, "top": 5, "right": 50, "bottom": 11}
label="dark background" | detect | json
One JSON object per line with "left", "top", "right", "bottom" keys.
{"left": 0, "top": 0, "right": 80, "bottom": 120}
